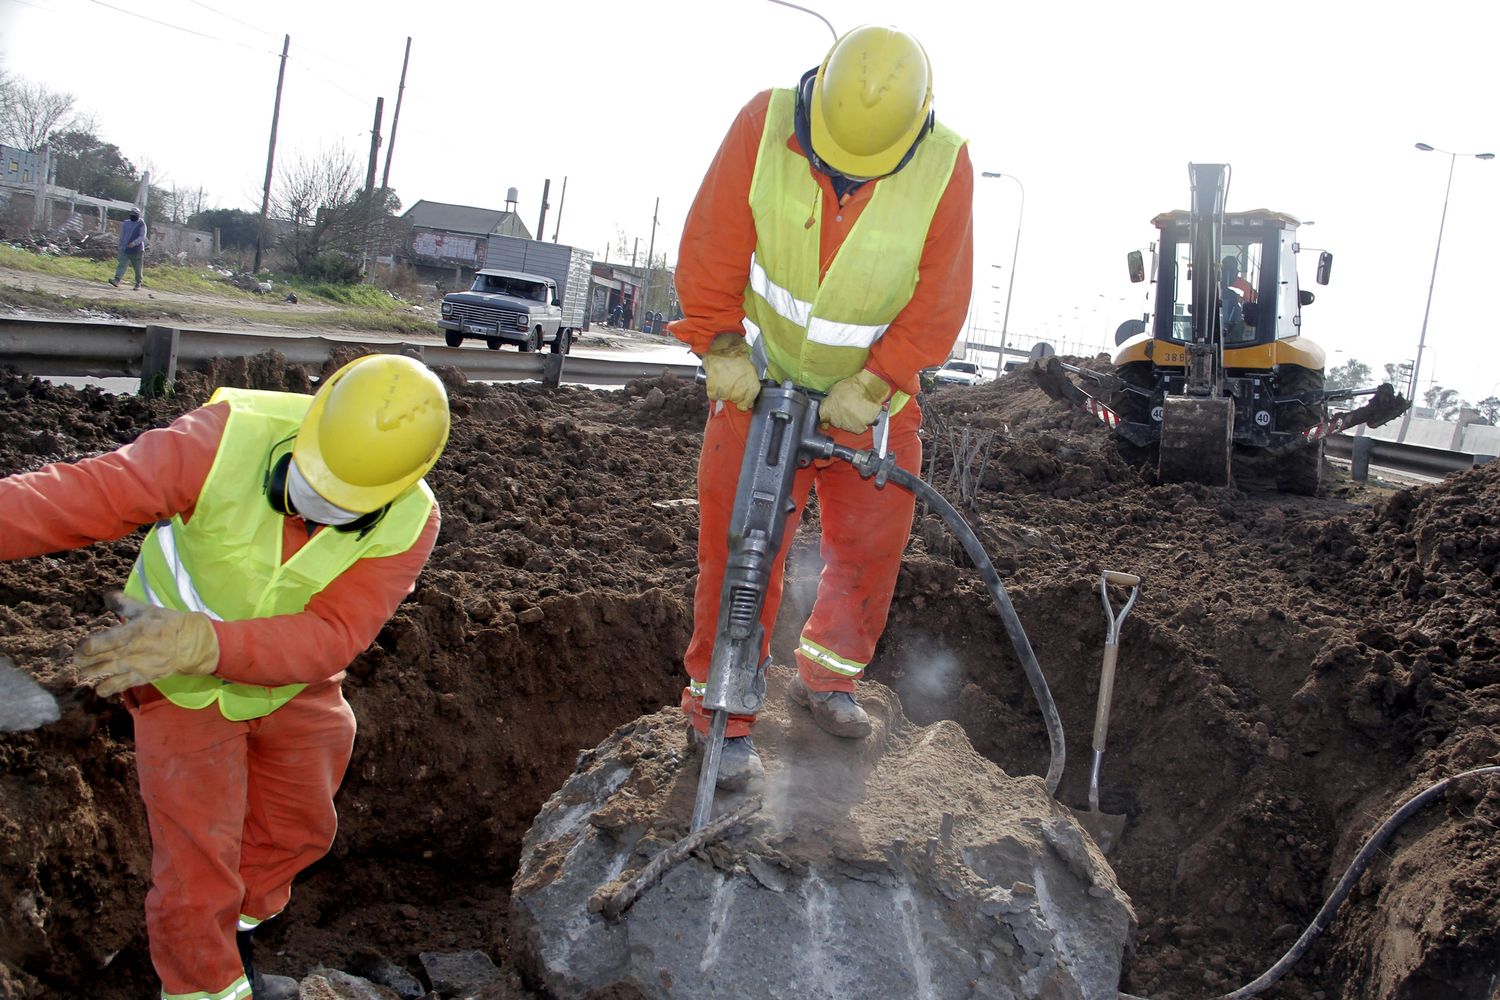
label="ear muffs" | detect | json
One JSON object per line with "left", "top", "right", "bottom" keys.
{"left": 264, "top": 450, "right": 390, "bottom": 536}
{"left": 264, "top": 451, "right": 294, "bottom": 516}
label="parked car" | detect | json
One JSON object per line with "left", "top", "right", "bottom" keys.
{"left": 933, "top": 359, "right": 985, "bottom": 387}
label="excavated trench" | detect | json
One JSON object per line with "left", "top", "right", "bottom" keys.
{"left": 0, "top": 353, "right": 1497, "bottom": 999}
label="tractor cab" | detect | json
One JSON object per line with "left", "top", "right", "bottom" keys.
{"left": 1120, "top": 210, "right": 1329, "bottom": 365}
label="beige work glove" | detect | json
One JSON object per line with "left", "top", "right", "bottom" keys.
{"left": 74, "top": 593, "right": 219, "bottom": 698}
{"left": 820, "top": 369, "right": 892, "bottom": 434}
{"left": 701, "top": 333, "right": 761, "bottom": 411}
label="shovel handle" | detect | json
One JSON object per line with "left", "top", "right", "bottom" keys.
{"left": 1092, "top": 641, "right": 1120, "bottom": 752}
{"left": 1101, "top": 570, "right": 1141, "bottom": 588}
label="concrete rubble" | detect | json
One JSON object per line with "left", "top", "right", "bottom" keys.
{"left": 511, "top": 668, "right": 1136, "bottom": 999}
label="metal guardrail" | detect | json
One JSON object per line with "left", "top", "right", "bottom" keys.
{"left": 0, "top": 315, "right": 699, "bottom": 388}
{"left": 1326, "top": 433, "right": 1483, "bottom": 478}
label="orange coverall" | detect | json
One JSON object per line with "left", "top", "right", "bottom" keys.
{"left": 0, "top": 402, "right": 439, "bottom": 997}
{"left": 671, "top": 89, "right": 974, "bottom": 737}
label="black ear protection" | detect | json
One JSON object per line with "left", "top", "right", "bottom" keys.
{"left": 263, "top": 449, "right": 389, "bottom": 537}
{"left": 793, "top": 67, "right": 935, "bottom": 182}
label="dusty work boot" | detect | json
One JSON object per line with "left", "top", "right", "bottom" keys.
{"left": 687, "top": 726, "right": 764, "bottom": 791}
{"left": 787, "top": 674, "right": 871, "bottom": 739}
{"left": 236, "top": 928, "right": 300, "bottom": 1000}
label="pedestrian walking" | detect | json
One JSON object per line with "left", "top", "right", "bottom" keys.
{"left": 109, "top": 208, "right": 147, "bottom": 290}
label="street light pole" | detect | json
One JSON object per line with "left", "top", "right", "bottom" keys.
{"left": 981, "top": 171, "right": 1024, "bottom": 378}
{"left": 1397, "top": 142, "right": 1495, "bottom": 441}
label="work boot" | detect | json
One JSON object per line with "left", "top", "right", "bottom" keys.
{"left": 236, "top": 928, "right": 300, "bottom": 1000}
{"left": 687, "top": 726, "right": 764, "bottom": 791}
{"left": 107, "top": 278, "right": 120, "bottom": 287}
{"left": 787, "top": 674, "right": 871, "bottom": 739}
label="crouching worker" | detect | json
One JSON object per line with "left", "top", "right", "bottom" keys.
{"left": 0, "top": 354, "right": 449, "bottom": 1000}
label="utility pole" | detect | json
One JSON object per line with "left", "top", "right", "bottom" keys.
{"left": 380, "top": 37, "right": 411, "bottom": 193}
{"left": 551, "top": 176, "right": 567, "bottom": 242}
{"left": 642, "top": 197, "right": 659, "bottom": 328}
{"left": 362, "top": 97, "right": 384, "bottom": 281}
{"left": 253, "top": 34, "right": 289, "bottom": 275}
{"left": 364, "top": 97, "right": 384, "bottom": 194}
{"left": 536, "top": 178, "right": 551, "bottom": 242}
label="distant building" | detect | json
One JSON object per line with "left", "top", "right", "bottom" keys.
{"left": 399, "top": 199, "right": 533, "bottom": 289}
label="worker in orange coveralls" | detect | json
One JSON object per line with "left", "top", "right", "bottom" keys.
{"left": 670, "top": 24, "right": 974, "bottom": 788}
{"left": 0, "top": 354, "right": 449, "bottom": 1000}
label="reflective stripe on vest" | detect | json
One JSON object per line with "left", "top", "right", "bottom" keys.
{"left": 743, "top": 87, "right": 963, "bottom": 396}
{"left": 125, "top": 387, "right": 435, "bottom": 721}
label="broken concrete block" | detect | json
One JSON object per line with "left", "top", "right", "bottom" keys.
{"left": 418, "top": 949, "right": 499, "bottom": 998}
{"left": 512, "top": 668, "right": 1135, "bottom": 999}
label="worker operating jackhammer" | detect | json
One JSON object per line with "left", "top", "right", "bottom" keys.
{"left": 671, "top": 23, "right": 974, "bottom": 789}
{"left": 0, "top": 355, "right": 450, "bottom": 1000}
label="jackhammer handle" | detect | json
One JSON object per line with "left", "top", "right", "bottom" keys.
{"left": 1092, "top": 642, "right": 1120, "bottom": 753}
{"left": 1101, "top": 570, "right": 1141, "bottom": 588}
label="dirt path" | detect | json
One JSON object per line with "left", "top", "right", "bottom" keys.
{"left": 0, "top": 354, "right": 1495, "bottom": 999}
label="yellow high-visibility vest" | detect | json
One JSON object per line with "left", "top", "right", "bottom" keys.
{"left": 743, "top": 87, "right": 964, "bottom": 409}
{"left": 125, "top": 387, "right": 434, "bottom": 720}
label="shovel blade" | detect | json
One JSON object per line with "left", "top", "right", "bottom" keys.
{"left": 0, "top": 656, "right": 61, "bottom": 733}
{"left": 1073, "top": 805, "right": 1128, "bottom": 856}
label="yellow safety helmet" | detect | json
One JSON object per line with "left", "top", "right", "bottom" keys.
{"left": 808, "top": 24, "right": 934, "bottom": 181}
{"left": 293, "top": 354, "right": 450, "bottom": 512}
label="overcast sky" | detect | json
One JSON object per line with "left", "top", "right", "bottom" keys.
{"left": 3, "top": 0, "right": 1496, "bottom": 404}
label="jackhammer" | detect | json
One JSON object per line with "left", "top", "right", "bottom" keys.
{"left": 691, "top": 379, "right": 1067, "bottom": 832}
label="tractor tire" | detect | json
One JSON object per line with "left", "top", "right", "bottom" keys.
{"left": 1275, "top": 366, "right": 1327, "bottom": 495}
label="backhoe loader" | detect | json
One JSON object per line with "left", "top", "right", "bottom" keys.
{"left": 1034, "top": 163, "right": 1408, "bottom": 493}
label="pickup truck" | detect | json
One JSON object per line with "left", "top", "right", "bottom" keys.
{"left": 438, "top": 269, "right": 571, "bottom": 353}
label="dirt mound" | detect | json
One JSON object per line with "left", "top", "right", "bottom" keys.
{"left": 0, "top": 356, "right": 1496, "bottom": 998}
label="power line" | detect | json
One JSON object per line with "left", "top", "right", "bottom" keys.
{"left": 81, "top": 0, "right": 266, "bottom": 51}
{"left": 180, "top": 0, "right": 281, "bottom": 39}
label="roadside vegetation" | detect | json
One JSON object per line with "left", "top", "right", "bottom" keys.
{"left": 0, "top": 245, "right": 440, "bottom": 337}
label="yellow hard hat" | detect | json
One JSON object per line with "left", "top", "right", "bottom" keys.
{"left": 809, "top": 24, "right": 933, "bottom": 180}
{"left": 293, "top": 354, "right": 450, "bottom": 512}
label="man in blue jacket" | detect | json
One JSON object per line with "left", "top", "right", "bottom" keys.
{"left": 110, "top": 208, "right": 147, "bottom": 290}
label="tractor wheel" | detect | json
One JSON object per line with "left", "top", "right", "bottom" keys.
{"left": 1275, "top": 367, "right": 1327, "bottom": 495}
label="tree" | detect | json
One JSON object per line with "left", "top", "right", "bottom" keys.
{"left": 1476, "top": 397, "right": 1500, "bottom": 425}
{"left": 1326, "top": 358, "right": 1371, "bottom": 391}
{"left": 1383, "top": 361, "right": 1413, "bottom": 393}
{"left": 270, "top": 144, "right": 403, "bottom": 279}
{"left": 1421, "top": 385, "right": 1467, "bottom": 421}
{"left": 189, "top": 208, "right": 262, "bottom": 250}
{"left": 48, "top": 128, "right": 138, "bottom": 200}
{"left": 0, "top": 76, "right": 83, "bottom": 150}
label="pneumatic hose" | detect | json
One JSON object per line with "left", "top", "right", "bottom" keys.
{"left": 832, "top": 445, "right": 1066, "bottom": 796}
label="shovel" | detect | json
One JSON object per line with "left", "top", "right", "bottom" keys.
{"left": 0, "top": 655, "right": 61, "bottom": 733}
{"left": 1077, "top": 570, "right": 1141, "bottom": 855}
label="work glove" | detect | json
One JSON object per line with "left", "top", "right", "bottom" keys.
{"left": 74, "top": 593, "right": 219, "bottom": 698}
{"left": 820, "top": 369, "right": 891, "bottom": 434}
{"left": 700, "top": 333, "right": 761, "bottom": 411}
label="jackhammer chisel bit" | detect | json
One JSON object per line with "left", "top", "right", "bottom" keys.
{"left": 690, "top": 382, "right": 833, "bottom": 832}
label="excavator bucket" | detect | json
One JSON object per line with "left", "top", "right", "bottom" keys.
{"left": 1157, "top": 396, "right": 1233, "bottom": 486}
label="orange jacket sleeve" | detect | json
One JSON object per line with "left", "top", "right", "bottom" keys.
{"left": 669, "top": 88, "right": 975, "bottom": 397}
{"left": 0, "top": 400, "right": 439, "bottom": 688}
{"left": 669, "top": 90, "right": 771, "bottom": 356}
{"left": 0, "top": 402, "right": 228, "bottom": 559}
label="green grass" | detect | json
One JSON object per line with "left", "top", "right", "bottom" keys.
{"left": 0, "top": 245, "right": 440, "bottom": 335}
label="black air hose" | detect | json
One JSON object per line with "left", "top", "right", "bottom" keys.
{"left": 1118, "top": 765, "right": 1500, "bottom": 1000}
{"left": 832, "top": 445, "right": 1066, "bottom": 795}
